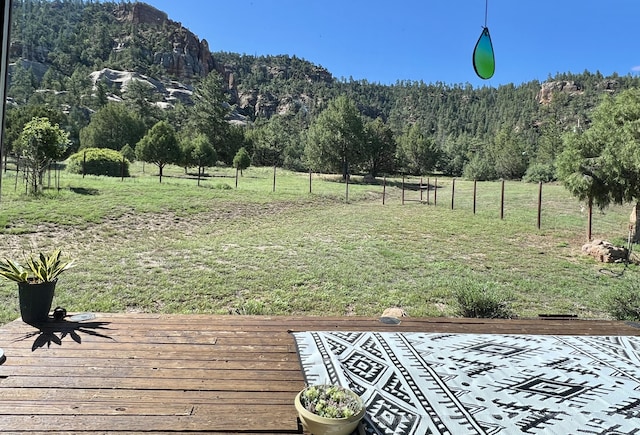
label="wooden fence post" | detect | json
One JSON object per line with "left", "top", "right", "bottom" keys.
{"left": 587, "top": 196, "right": 593, "bottom": 241}
{"left": 451, "top": 178, "right": 455, "bottom": 210}
{"left": 426, "top": 177, "right": 430, "bottom": 204}
{"left": 500, "top": 179, "right": 505, "bottom": 220}
{"left": 345, "top": 173, "right": 349, "bottom": 202}
{"left": 0, "top": 0, "right": 10, "bottom": 203}
{"left": 14, "top": 157, "right": 19, "bottom": 191}
{"left": 382, "top": 176, "right": 386, "bottom": 205}
{"left": 473, "top": 180, "right": 477, "bottom": 214}
{"left": 420, "top": 177, "right": 423, "bottom": 202}
{"left": 537, "top": 181, "right": 542, "bottom": 229}
{"left": 434, "top": 178, "right": 437, "bottom": 206}
{"left": 309, "top": 169, "right": 312, "bottom": 194}
{"left": 402, "top": 175, "right": 405, "bottom": 205}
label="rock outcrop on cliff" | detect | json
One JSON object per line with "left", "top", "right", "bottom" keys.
{"left": 114, "top": 3, "right": 215, "bottom": 81}
{"left": 536, "top": 81, "right": 583, "bottom": 105}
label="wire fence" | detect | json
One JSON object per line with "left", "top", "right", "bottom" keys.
{"left": 2, "top": 154, "right": 631, "bottom": 240}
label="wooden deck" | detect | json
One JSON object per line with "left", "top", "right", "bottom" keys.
{"left": 0, "top": 313, "right": 639, "bottom": 434}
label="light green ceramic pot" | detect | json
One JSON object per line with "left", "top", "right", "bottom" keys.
{"left": 294, "top": 386, "right": 365, "bottom": 435}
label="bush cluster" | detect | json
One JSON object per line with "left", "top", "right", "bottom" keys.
{"left": 523, "top": 163, "right": 556, "bottom": 183}
{"left": 67, "top": 148, "right": 129, "bottom": 177}
{"left": 606, "top": 282, "right": 640, "bottom": 321}
{"left": 455, "top": 282, "right": 515, "bottom": 319}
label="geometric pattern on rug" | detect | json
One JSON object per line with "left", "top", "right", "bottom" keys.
{"left": 293, "top": 332, "right": 640, "bottom": 434}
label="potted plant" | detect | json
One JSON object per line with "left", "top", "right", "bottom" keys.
{"left": 294, "top": 384, "right": 365, "bottom": 435}
{"left": 0, "top": 249, "right": 75, "bottom": 325}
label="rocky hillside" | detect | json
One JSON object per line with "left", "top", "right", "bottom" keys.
{"left": 7, "top": 0, "right": 640, "bottom": 179}
{"left": 112, "top": 3, "right": 216, "bottom": 80}
{"left": 8, "top": 1, "right": 337, "bottom": 121}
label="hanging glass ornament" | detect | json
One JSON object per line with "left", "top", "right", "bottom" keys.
{"left": 473, "top": 26, "right": 495, "bottom": 79}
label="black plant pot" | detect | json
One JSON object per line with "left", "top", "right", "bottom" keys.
{"left": 18, "top": 280, "right": 56, "bottom": 325}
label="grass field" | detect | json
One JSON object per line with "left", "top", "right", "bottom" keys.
{"left": 0, "top": 162, "right": 637, "bottom": 325}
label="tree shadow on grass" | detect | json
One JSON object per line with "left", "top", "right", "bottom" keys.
{"left": 69, "top": 187, "right": 100, "bottom": 195}
{"left": 12, "top": 314, "right": 114, "bottom": 351}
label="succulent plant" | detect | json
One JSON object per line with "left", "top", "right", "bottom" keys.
{"left": 299, "top": 384, "right": 363, "bottom": 418}
{"left": 0, "top": 249, "right": 75, "bottom": 284}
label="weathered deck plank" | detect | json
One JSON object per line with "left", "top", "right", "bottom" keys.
{"left": 1, "top": 313, "right": 639, "bottom": 433}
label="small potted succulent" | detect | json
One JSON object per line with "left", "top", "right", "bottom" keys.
{"left": 294, "top": 384, "right": 365, "bottom": 435}
{"left": 0, "top": 249, "right": 75, "bottom": 325}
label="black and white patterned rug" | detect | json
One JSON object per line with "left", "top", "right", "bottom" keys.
{"left": 293, "top": 332, "right": 640, "bottom": 434}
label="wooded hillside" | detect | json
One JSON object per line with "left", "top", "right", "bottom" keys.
{"left": 6, "top": 0, "right": 640, "bottom": 180}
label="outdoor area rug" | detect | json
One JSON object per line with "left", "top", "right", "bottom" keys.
{"left": 292, "top": 331, "right": 640, "bottom": 434}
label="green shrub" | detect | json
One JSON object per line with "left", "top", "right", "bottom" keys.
{"left": 67, "top": 148, "right": 129, "bottom": 177}
{"left": 455, "top": 282, "right": 515, "bottom": 319}
{"left": 120, "top": 144, "right": 136, "bottom": 163}
{"left": 462, "top": 156, "right": 497, "bottom": 181}
{"left": 606, "top": 283, "right": 640, "bottom": 321}
{"left": 523, "top": 163, "right": 556, "bottom": 183}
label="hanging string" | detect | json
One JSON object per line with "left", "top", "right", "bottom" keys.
{"left": 473, "top": 0, "right": 495, "bottom": 79}
{"left": 484, "top": 0, "right": 489, "bottom": 28}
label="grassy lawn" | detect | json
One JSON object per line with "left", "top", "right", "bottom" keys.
{"left": 0, "top": 162, "right": 637, "bottom": 325}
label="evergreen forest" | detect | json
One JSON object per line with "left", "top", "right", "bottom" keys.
{"left": 6, "top": 0, "right": 640, "bottom": 182}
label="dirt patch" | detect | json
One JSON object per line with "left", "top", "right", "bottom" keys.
{"left": 0, "top": 201, "right": 302, "bottom": 259}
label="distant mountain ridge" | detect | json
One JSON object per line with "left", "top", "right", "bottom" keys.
{"left": 8, "top": 1, "right": 340, "bottom": 118}
{"left": 8, "top": 1, "right": 636, "bottom": 116}
{"left": 7, "top": 0, "right": 640, "bottom": 180}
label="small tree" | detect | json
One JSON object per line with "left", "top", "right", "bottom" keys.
{"left": 135, "top": 121, "right": 181, "bottom": 183}
{"left": 120, "top": 144, "right": 136, "bottom": 163}
{"left": 305, "top": 96, "right": 365, "bottom": 180}
{"left": 396, "top": 122, "right": 438, "bottom": 176}
{"left": 191, "top": 134, "right": 217, "bottom": 178}
{"left": 179, "top": 138, "right": 196, "bottom": 175}
{"left": 556, "top": 89, "right": 640, "bottom": 240}
{"left": 190, "top": 72, "right": 232, "bottom": 162}
{"left": 79, "top": 103, "right": 145, "bottom": 151}
{"left": 5, "top": 105, "right": 67, "bottom": 156}
{"left": 15, "top": 117, "right": 70, "bottom": 194}
{"left": 233, "top": 147, "right": 251, "bottom": 176}
{"left": 363, "top": 117, "right": 396, "bottom": 177}
{"left": 180, "top": 133, "right": 217, "bottom": 178}
{"left": 556, "top": 132, "right": 608, "bottom": 241}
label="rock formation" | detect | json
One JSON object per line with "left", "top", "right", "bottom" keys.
{"left": 89, "top": 68, "right": 193, "bottom": 108}
{"left": 536, "top": 81, "right": 583, "bottom": 105}
{"left": 582, "top": 239, "right": 628, "bottom": 263}
{"left": 114, "top": 3, "right": 215, "bottom": 81}
{"left": 113, "top": 2, "right": 168, "bottom": 25}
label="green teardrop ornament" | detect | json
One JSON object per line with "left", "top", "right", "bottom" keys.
{"left": 473, "top": 27, "right": 495, "bottom": 80}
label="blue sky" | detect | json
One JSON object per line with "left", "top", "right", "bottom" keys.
{"left": 143, "top": 0, "right": 640, "bottom": 88}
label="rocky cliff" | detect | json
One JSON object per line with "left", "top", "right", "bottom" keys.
{"left": 536, "top": 79, "right": 619, "bottom": 105}
{"left": 113, "top": 2, "right": 168, "bottom": 25}
{"left": 536, "top": 81, "right": 583, "bottom": 105}
{"left": 114, "top": 2, "right": 216, "bottom": 81}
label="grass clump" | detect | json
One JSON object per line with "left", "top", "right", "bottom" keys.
{"left": 606, "top": 282, "right": 640, "bottom": 321}
{"left": 455, "top": 282, "right": 515, "bottom": 319}
{"left": 230, "top": 300, "right": 267, "bottom": 315}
